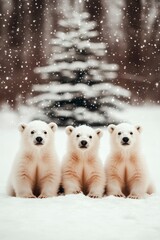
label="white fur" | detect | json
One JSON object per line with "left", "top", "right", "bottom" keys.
{"left": 105, "top": 123, "right": 155, "bottom": 199}
{"left": 7, "top": 120, "right": 60, "bottom": 198}
{"left": 62, "top": 125, "right": 105, "bottom": 198}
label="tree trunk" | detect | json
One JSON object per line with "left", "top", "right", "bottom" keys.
{"left": 124, "top": 0, "right": 142, "bottom": 74}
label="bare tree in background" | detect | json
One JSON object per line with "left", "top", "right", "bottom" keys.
{"left": 124, "top": 0, "right": 142, "bottom": 74}
{"left": 0, "top": 0, "right": 56, "bottom": 106}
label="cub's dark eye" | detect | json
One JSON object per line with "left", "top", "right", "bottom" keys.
{"left": 44, "top": 131, "right": 47, "bottom": 134}
{"left": 118, "top": 132, "right": 121, "bottom": 135}
{"left": 76, "top": 134, "right": 80, "bottom": 138}
{"left": 89, "top": 136, "right": 92, "bottom": 139}
{"left": 130, "top": 132, "right": 133, "bottom": 135}
{"left": 31, "top": 131, "right": 35, "bottom": 134}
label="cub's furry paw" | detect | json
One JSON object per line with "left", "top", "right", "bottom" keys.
{"left": 108, "top": 191, "right": 125, "bottom": 198}
{"left": 114, "top": 193, "right": 125, "bottom": 198}
{"left": 17, "top": 193, "right": 36, "bottom": 198}
{"left": 38, "top": 193, "right": 54, "bottom": 198}
{"left": 65, "top": 187, "right": 82, "bottom": 195}
{"left": 88, "top": 192, "right": 102, "bottom": 198}
{"left": 128, "top": 194, "right": 142, "bottom": 199}
{"left": 72, "top": 190, "right": 82, "bottom": 194}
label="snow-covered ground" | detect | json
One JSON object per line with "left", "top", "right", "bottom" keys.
{"left": 0, "top": 105, "right": 160, "bottom": 240}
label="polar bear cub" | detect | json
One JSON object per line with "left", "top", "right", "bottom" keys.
{"left": 105, "top": 123, "right": 154, "bottom": 199}
{"left": 62, "top": 125, "right": 105, "bottom": 198}
{"left": 7, "top": 120, "right": 60, "bottom": 198}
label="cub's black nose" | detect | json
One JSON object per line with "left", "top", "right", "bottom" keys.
{"left": 36, "top": 137, "right": 43, "bottom": 143}
{"left": 81, "top": 140, "right": 87, "bottom": 146}
{"left": 122, "top": 137, "right": 129, "bottom": 143}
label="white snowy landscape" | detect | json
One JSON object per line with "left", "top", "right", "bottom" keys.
{"left": 0, "top": 0, "right": 159, "bottom": 239}
{"left": 0, "top": 105, "right": 160, "bottom": 240}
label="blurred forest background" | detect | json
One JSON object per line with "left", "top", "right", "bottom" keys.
{"left": 0, "top": 0, "right": 159, "bottom": 125}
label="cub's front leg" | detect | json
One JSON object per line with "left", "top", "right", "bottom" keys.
{"left": 39, "top": 171, "right": 60, "bottom": 198}
{"left": 128, "top": 172, "right": 148, "bottom": 199}
{"left": 62, "top": 161, "right": 81, "bottom": 195}
{"left": 86, "top": 161, "right": 105, "bottom": 198}
{"left": 14, "top": 168, "right": 36, "bottom": 198}
{"left": 107, "top": 179, "right": 125, "bottom": 198}
{"left": 106, "top": 165, "right": 125, "bottom": 198}
{"left": 37, "top": 157, "right": 61, "bottom": 198}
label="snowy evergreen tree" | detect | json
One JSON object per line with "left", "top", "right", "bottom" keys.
{"left": 29, "top": 12, "right": 130, "bottom": 126}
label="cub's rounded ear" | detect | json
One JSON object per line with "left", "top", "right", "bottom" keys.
{"left": 18, "top": 123, "right": 27, "bottom": 132}
{"left": 108, "top": 124, "right": 116, "bottom": 133}
{"left": 95, "top": 128, "right": 103, "bottom": 138}
{"left": 65, "top": 126, "right": 74, "bottom": 135}
{"left": 49, "top": 122, "right": 58, "bottom": 132}
{"left": 135, "top": 125, "right": 142, "bottom": 133}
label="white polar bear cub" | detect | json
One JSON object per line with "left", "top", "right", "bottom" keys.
{"left": 62, "top": 125, "right": 105, "bottom": 198}
{"left": 105, "top": 123, "right": 154, "bottom": 199}
{"left": 7, "top": 120, "right": 60, "bottom": 198}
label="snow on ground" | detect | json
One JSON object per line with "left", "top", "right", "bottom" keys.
{"left": 0, "top": 105, "right": 160, "bottom": 240}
